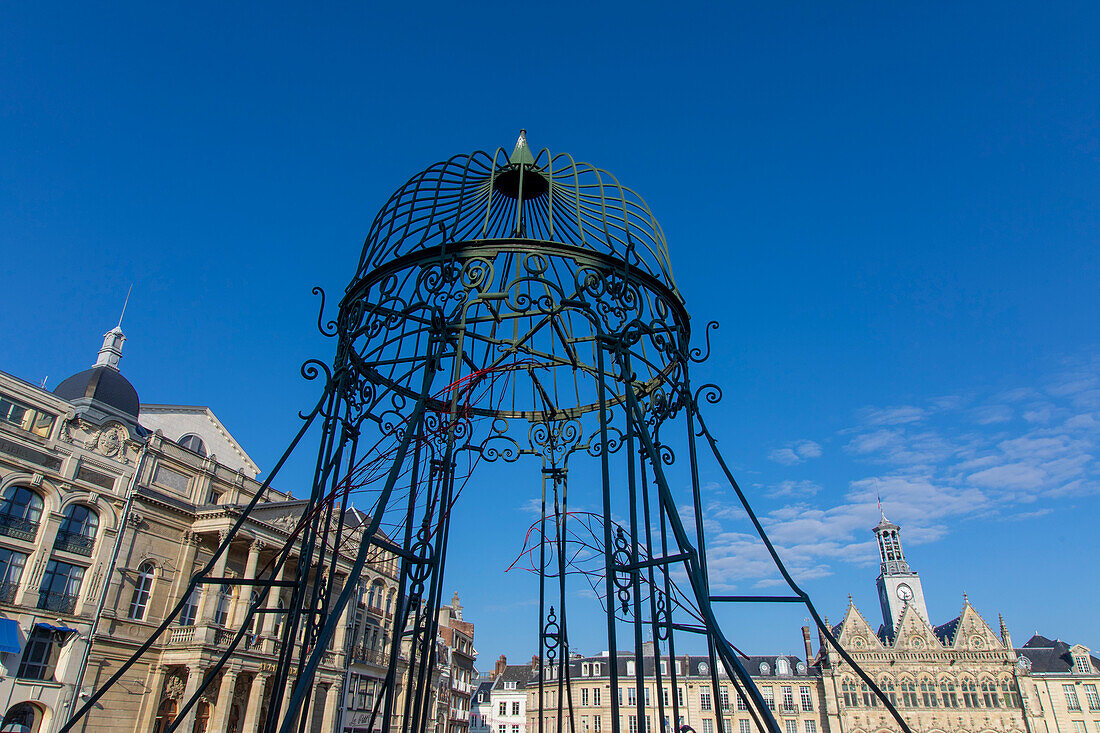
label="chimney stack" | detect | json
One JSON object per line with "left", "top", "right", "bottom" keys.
{"left": 492, "top": 655, "right": 507, "bottom": 680}
{"left": 802, "top": 626, "right": 814, "bottom": 663}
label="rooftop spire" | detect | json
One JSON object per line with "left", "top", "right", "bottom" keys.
{"left": 94, "top": 326, "right": 126, "bottom": 370}
{"left": 509, "top": 129, "right": 536, "bottom": 166}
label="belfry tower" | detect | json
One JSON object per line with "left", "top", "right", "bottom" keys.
{"left": 874, "top": 512, "right": 930, "bottom": 637}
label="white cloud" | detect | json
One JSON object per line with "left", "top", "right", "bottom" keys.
{"left": 768, "top": 440, "right": 823, "bottom": 465}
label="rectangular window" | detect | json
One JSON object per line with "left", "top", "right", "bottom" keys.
{"left": 678, "top": 687, "right": 685, "bottom": 707}
{"left": 594, "top": 716, "right": 602, "bottom": 733}
{"left": 645, "top": 688, "right": 650, "bottom": 706}
{"left": 701, "top": 688, "right": 712, "bottom": 711}
{"left": 513, "top": 702, "right": 520, "bottom": 716}
{"left": 499, "top": 726, "right": 506, "bottom": 733}
{"left": 701, "top": 720, "right": 714, "bottom": 733}
{"left": 1065, "top": 685, "right": 1082, "bottom": 712}
{"left": 583, "top": 663, "right": 590, "bottom": 677}
{"left": 737, "top": 693, "right": 748, "bottom": 711}
{"left": 720, "top": 686, "right": 730, "bottom": 710}
{"left": 37, "top": 559, "right": 83, "bottom": 613}
{"left": 1071, "top": 722, "right": 1087, "bottom": 733}
{"left": 0, "top": 547, "right": 27, "bottom": 602}
{"left": 179, "top": 589, "right": 198, "bottom": 627}
{"left": 629, "top": 716, "right": 638, "bottom": 733}
{"left": 17, "top": 627, "right": 57, "bottom": 680}
{"left": 1084, "top": 684, "right": 1100, "bottom": 711}
{"left": 628, "top": 661, "right": 636, "bottom": 676}
{"left": 805, "top": 721, "right": 817, "bottom": 733}
{"left": 800, "top": 686, "right": 813, "bottom": 712}
{"left": 628, "top": 688, "right": 637, "bottom": 706}
{"left": 782, "top": 686, "right": 794, "bottom": 711}
{"left": 593, "top": 687, "right": 601, "bottom": 706}
{"left": 0, "top": 395, "right": 54, "bottom": 437}
{"left": 785, "top": 721, "right": 798, "bottom": 733}
{"left": 740, "top": 721, "right": 751, "bottom": 733}
{"left": 762, "top": 687, "right": 775, "bottom": 710}
{"left": 583, "top": 688, "right": 590, "bottom": 706}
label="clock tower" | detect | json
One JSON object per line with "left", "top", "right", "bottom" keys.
{"left": 874, "top": 511, "right": 929, "bottom": 638}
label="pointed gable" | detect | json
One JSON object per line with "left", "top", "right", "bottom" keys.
{"left": 950, "top": 602, "right": 1004, "bottom": 651}
{"left": 893, "top": 603, "right": 941, "bottom": 650}
{"left": 835, "top": 603, "right": 885, "bottom": 651}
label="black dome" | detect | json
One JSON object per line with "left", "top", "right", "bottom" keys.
{"left": 54, "top": 367, "right": 140, "bottom": 418}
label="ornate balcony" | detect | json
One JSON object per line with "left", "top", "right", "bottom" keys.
{"left": 54, "top": 530, "right": 95, "bottom": 557}
{"left": 169, "top": 626, "right": 196, "bottom": 645}
{"left": 37, "top": 591, "right": 78, "bottom": 614}
{"left": 0, "top": 515, "right": 37, "bottom": 542}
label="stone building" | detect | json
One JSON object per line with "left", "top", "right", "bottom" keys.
{"left": 0, "top": 324, "right": 402, "bottom": 733}
{"left": 439, "top": 593, "right": 478, "bottom": 733}
{"left": 509, "top": 509, "right": 1094, "bottom": 733}
{"left": 1014, "top": 635, "right": 1100, "bottom": 733}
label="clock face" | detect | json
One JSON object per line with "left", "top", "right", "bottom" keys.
{"left": 896, "top": 583, "right": 914, "bottom": 601}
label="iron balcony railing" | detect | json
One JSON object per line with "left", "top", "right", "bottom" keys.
{"left": 54, "top": 530, "right": 95, "bottom": 557}
{"left": 38, "top": 591, "right": 78, "bottom": 614}
{"left": 0, "top": 581, "right": 18, "bottom": 603}
{"left": 0, "top": 515, "right": 38, "bottom": 542}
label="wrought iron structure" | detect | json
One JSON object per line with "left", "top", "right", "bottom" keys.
{"left": 63, "top": 132, "right": 911, "bottom": 733}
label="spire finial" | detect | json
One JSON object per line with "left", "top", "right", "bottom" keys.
{"left": 509, "top": 129, "right": 536, "bottom": 166}
{"left": 118, "top": 284, "right": 133, "bottom": 329}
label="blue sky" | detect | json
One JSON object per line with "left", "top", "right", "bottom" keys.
{"left": 2, "top": 2, "right": 1098, "bottom": 665}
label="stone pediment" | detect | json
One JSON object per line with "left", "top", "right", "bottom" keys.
{"left": 893, "top": 603, "right": 940, "bottom": 650}
{"left": 837, "top": 603, "right": 885, "bottom": 651}
{"left": 950, "top": 602, "right": 1003, "bottom": 651}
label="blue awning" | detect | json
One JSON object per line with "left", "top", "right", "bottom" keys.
{"left": 34, "top": 622, "right": 77, "bottom": 635}
{"left": 0, "top": 618, "right": 21, "bottom": 654}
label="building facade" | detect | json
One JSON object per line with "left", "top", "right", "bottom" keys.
{"left": 510, "top": 511, "right": 1090, "bottom": 733}
{"left": 0, "top": 325, "right": 404, "bottom": 733}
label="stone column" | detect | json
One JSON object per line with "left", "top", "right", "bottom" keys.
{"left": 231, "top": 540, "right": 264, "bottom": 629}
{"left": 240, "top": 672, "right": 269, "bottom": 733}
{"left": 302, "top": 683, "right": 325, "bottom": 733}
{"left": 262, "top": 558, "right": 289, "bottom": 655}
{"left": 176, "top": 664, "right": 206, "bottom": 733}
{"left": 209, "top": 668, "right": 240, "bottom": 732}
{"left": 321, "top": 680, "right": 345, "bottom": 733}
{"left": 136, "top": 663, "right": 169, "bottom": 732}
{"left": 332, "top": 574, "right": 351, "bottom": 659}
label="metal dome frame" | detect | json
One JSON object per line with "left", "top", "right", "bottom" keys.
{"left": 63, "top": 132, "right": 910, "bottom": 733}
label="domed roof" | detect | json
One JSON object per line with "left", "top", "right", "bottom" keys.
{"left": 54, "top": 366, "right": 140, "bottom": 418}
{"left": 353, "top": 131, "right": 679, "bottom": 297}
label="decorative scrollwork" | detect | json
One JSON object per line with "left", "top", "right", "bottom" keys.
{"left": 312, "top": 286, "right": 338, "bottom": 337}
{"left": 688, "top": 320, "right": 719, "bottom": 363}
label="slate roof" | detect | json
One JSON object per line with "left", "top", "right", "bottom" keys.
{"left": 55, "top": 366, "right": 140, "bottom": 418}
{"left": 933, "top": 617, "right": 961, "bottom": 646}
{"left": 495, "top": 664, "right": 533, "bottom": 689}
{"left": 473, "top": 680, "right": 494, "bottom": 702}
{"left": 1016, "top": 635, "right": 1100, "bottom": 674}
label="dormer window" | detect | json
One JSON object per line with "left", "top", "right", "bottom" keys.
{"left": 1073, "top": 650, "right": 1094, "bottom": 674}
{"left": 582, "top": 663, "right": 589, "bottom": 677}
{"left": 0, "top": 395, "right": 54, "bottom": 438}
{"left": 178, "top": 434, "right": 207, "bottom": 457}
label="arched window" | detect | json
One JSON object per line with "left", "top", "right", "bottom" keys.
{"left": 153, "top": 699, "right": 177, "bottom": 733}
{"left": 128, "top": 562, "right": 155, "bottom": 620}
{"left": 179, "top": 587, "right": 200, "bottom": 626}
{"left": 920, "top": 679, "right": 938, "bottom": 707}
{"left": 193, "top": 700, "right": 210, "bottom": 733}
{"left": 178, "top": 434, "right": 207, "bottom": 457}
{"left": 880, "top": 678, "right": 897, "bottom": 705}
{"left": 961, "top": 678, "right": 979, "bottom": 707}
{"left": 981, "top": 679, "right": 1000, "bottom": 707}
{"left": 56, "top": 504, "right": 99, "bottom": 556}
{"left": 385, "top": 589, "right": 394, "bottom": 614}
{"left": 776, "top": 658, "right": 791, "bottom": 676}
{"left": 940, "top": 679, "right": 958, "bottom": 707}
{"left": 213, "top": 585, "right": 233, "bottom": 626}
{"left": 0, "top": 487, "right": 43, "bottom": 541}
{"left": 901, "top": 679, "right": 919, "bottom": 707}
{"left": 842, "top": 680, "right": 858, "bottom": 707}
{"left": 1001, "top": 677, "right": 1020, "bottom": 707}
{"left": 1, "top": 702, "right": 38, "bottom": 732}
{"left": 861, "top": 682, "right": 878, "bottom": 707}
{"left": 366, "top": 584, "right": 376, "bottom": 608}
